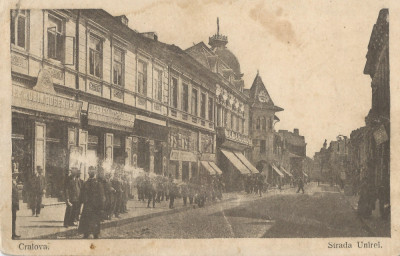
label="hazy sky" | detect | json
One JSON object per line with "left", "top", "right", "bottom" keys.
{"left": 107, "top": 0, "right": 388, "bottom": 157}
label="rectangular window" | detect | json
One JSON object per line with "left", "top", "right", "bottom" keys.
{"left": 242, "top": 119, "right": 245, "bottom": 133}
{"left": 260, "top": 140, "right": 266, "bottom": 153}
{"left": 89, "top": 35, "right": 102, "bottom": 78}
{"left": 113, "top": 48, "right": 123, "bottom": 86}
{"left": 171, "top": 77, "right": 178, "bottom": 108}
{"left": 47, "top": 15, "right": 64, "bottom": 61}
{"left": 12, "top": 10, "right": 28, "bottom": 49}
{"left": 236, "top": 115, "right": 240, "bottom": 132}
{"left": 154, "top": 70, "right": 163, "bottom": 101}
{"left": 138, "top": 60, "right": 147, "bottom": 95}
{"left": 208, "top": 97, "right": 214, "bottom": 121}
{"left": 191, "top": 88, "right": 198, "bottom": 116}
{"left": 200, "top": 93, "right": 206, "bottom": 119}
{"left": 231, "top": 114, "right": 235, "bottom": 131}
{"left": 262, "top": 117, "right": 266, "bottom": 131}
{"left": 181, "top": 83, "right": 189, "bottom": 112}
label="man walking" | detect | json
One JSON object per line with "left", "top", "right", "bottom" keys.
{"left": 78, "top": 166, "right": 105, "bottom": 239}
{"left": 296, "top": 177, "right": 305, "bottom": 194}
{"left": 29, "top": 166, "right": 46, "bottom": 217}
{"left": 12, "top": 173, "right": 20, "bottom": 239}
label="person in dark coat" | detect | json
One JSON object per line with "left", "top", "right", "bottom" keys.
{"left": 12, "top": 173, "right": 20, "bottom": 239}
{"left": 104, "top": 172, "right": 116, "bottom": 220}
{"left": 63, "top": 168, "right": 80, "bottom": 227}
{"left": 169, "top": 179, "right": 179, "bottom": 209}
{"left": 180, "top": 183, "right": 189, "bottom": 206}
{"left": 78, "top": 167, "right": 105, "bottom": 239}
{"left": 296, "top": 177, "right": 305, "bottom": 194}
{"left": 29, "top": 166, "right": 46, "bottom": 217}
{"left": 111, "top": 172, "right": 123, "bottom": 218}
{"left": 121, "top": 174, "right": 129, "bottom": 213}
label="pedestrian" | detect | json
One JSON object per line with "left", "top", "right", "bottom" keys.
{"left": 169, "top": 179, "right": 178, "bottom": 209}
{"left": 257, "top": 175, "right": 264, "bottom": 197}
{"left": 78, "top": 166, "right": 105, "bottom": 239}
{"left": 180, "top": 182, "right": 189, "bottom": 206}
{"left": 296, "top": 177, "right": 305, "bottom": 194}
{"left": 12, "top": 172, "right": 20, "bottom": 239}
{"left": 29, "top": 166, "right": 46, "bottom": 217}
{"left": 121, "top": 174, "right": 129, "bottom": 213}
{"left": 146, "top": 177, "right": 156, "bottom": 208}
{"left": 64, "top": 168, "right": 82, "bottom": 227}
{"left": 112, "top": 172, "right": 123, "bottom": 218}
{"left": 104, "top": 172, "right": 116, "bottom": 220}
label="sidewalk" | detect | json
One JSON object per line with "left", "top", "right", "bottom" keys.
{"left": 334, "top": 185, "right": 390, "bottom": 237}
{"left": 15, "top": 192, "right": 240, "bottom": 239}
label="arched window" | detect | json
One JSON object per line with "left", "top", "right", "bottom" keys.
{"left": 256, "top": 118, "right": 260, "bottom": 130}
{"left": 262, "top": 117, "right": 267, "bottom": 131}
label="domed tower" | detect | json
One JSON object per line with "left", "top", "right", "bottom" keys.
{"left": 209, "top": 18, "right": 244, "bottom": 87}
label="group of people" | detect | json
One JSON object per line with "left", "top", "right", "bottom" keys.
{"left": 136, "top": 174, "right": 225, "bottom": 209}
{"left": 244, "top": 174, "right": 265, "bottom": 197}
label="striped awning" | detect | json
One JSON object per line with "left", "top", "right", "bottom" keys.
{"left": 220, "top": 149, "right": 251, "bottom": 175}
{"left": 209, "top": 161, "right": 223, "bottom": 175}
{"left": 233, "top": 151, "right": 259, "bottom": 174}
{"left": 281, "top": 166, "right": 293, "bottom": 177}
{"left": 201, "top": 161, "right": 217, "bottom": 175}
{"left": 271, "top": 164, "right": 284, "bottom": 177}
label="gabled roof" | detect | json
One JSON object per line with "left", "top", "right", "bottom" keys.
{"left": 249, "top": 73, "right": 283, "bottom": 112}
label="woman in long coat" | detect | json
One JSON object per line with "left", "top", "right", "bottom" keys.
{"left": 78, "top": 167, "right": 105, "bottom": 239}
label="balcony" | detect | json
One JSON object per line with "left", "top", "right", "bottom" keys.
{"left": 168, "top": 107, "right": 214, "bottom": 131}
{"left": 216, "top": 127, "right": 252, "bottom": 146}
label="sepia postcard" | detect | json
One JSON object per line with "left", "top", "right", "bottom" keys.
{"left": 1, "top": 0, "right": 400, "bottom": 255}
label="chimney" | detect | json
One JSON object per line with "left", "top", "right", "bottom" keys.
{"left": 140, "top": 32, "right": 158, "bottom": 41}
{"left": 115, "top": 15, "right": 129, "bottom": 26}
{"left": 294, "top": 128, "right": 299, "bottom": 135}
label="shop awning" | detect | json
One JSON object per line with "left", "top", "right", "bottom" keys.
{"left": 209, "top": 161, "right": 223, "bottom": 175}
{"left": 201, "top": 161, "right": 217, "bottom": 175}
{"left": 271, "top": 164, "right": 284, "bottom": 177}
{"left": 221, "top": 149, "right": 251, "bottom": 175}
{"left": 133, "top": 118, "right": 168, "bottom": 141}
{"left": 281, "top": 166, "right": 293, "bottom": 177}
{"left": 233, "top": 151, "right": 259, "bottom": 174}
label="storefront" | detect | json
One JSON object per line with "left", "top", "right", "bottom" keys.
{"left": 168, "top": 124, "right": 202, "bottom": 181}
{"left": 132, "top": 116, "right": 169, "bottom": 174}
{"left": 12, "top": 70, "right": 82, "bottom": 199}
{"left": 78, "top": 102, "right": 135, "bottom": 177}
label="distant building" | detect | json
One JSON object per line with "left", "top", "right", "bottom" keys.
{"left": 276, "top": 129, "right": 307, "bottom": 179}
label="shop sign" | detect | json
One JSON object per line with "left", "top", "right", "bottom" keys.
{"left": 12, "top": 86, "right": 82, "bottom": 120}
{"left": 88, "top": 103, "right": 135, "bottom": 129}
{"left": 373, "top": 125, "right": 388, "bottom": 145}
{"left": 170, "top": 150, "right": 197, "bottom": 162}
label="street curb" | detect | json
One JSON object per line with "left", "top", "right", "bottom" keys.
{"left": 33, "top": 196, "right": 238, "bottom": 239}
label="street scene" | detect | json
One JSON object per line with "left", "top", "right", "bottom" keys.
{"left": 10, "top": 3, "right": 390, "bottom": 240}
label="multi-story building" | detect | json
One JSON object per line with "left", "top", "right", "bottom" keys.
{"left": 348, "top": 9, "right": 389, "bottom": 220}
{"left": 276, "top": 129, "right": 307, "bottom": 179}
{"left": 327, "top": 136, "right": 349, "bottom": 186}
{"left": 11, "top": 9, "right": 263, "bottom": 198}
{"left": 186, "top": 22, "right": 257, "bottom": 191}
{"left": 245, "top": 73, "right": 285, "bottom": 184}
